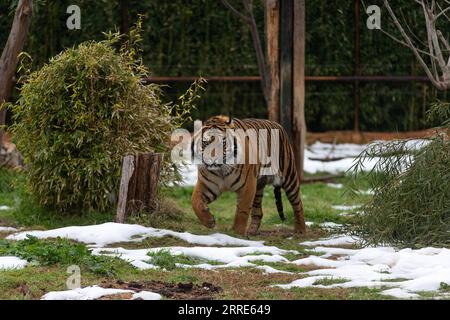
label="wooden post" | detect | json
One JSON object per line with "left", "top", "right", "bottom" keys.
{"left": 279, "top": 0, "right": 306, "bottom": 179}
{"left": 266, "top": 0, "right": 280, "bottom": 123}
{"left": 293, "top": 0, "right": 306, "bottom": 180}
{"left": 280, "top": 0, "right": 293, "bottom": 138}
{"left": 0, "top": 0, "right": 33, "bottom": 148}
{"left": 116, "top": 152, "right": 163, "bottom": 223}
{"left": 119, "top": 0, "right": 130, "bottom": 35}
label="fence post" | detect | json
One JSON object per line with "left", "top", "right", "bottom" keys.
{"left": 293, "top": 0, "right": 306, "bottom": 181}
{"left": 266, "top": 0, "right": 280, "bottom": 123}
{"left": 280, "top": 0, "right": 293, "bottom": 138}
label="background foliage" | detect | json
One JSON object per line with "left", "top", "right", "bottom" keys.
{"left": 1, "top": 0, "right": 449, "bottom": 131}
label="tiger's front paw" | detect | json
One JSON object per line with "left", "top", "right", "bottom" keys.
{"left": 201, "top": 215, "right": 216, "bottom": 229}
{"left": 233, "top": 224, "right": 247, "bottom": 237}
{"left": 246, "top": 226, "right": 260, "bottom": 236}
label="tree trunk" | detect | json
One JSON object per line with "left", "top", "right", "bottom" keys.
{"left": 279, "top": 0, "right": 293, "bottom": 138}
{"left": 0, "top": 0, "right": 33, "bottom": 147}
{"left": 266, "top": 0, "right": 280, "bottom": 123}
{"left": 293, "top": 0, "right": 306, "bottom": 180}
{"left": 116, "top": 153, "right": 163, "bottom": 223}
{"left": 119, "top": 0, "right": 130, "bottom": 35}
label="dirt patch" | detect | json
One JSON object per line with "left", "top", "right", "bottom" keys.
{"left": 109, "top": 236, "right": 198, "bottom": 250}
{"left": 189, "top": 268, "right": 301, "bottom": 299}
{"left": 102, "top": 280, "right": 223, "bottom": 300}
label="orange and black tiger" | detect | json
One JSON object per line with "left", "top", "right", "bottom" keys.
{"left": 191, "top": 115, "right": 306, "bottom": 236}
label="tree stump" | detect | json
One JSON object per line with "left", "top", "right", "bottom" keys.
{"left": 116, "top": 152, "right": 163, "bottom": 223}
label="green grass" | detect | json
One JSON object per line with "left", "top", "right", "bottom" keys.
{"left": 0, "top": 168, "right": 114, "bottom": 228}
{"left": 0, "top": 236, "right": 119, "bottom": 276}
{"left": 251, "top": 260, "right": 309, "bottom": 273}
{"left": 166, "top": 269, "right": 200, "bottom": 284}
{"left": 146, "top": 249, "right": 225, "bottom": 270}
{"left": 146, "top": 249, "right": 204, "bottom": 270}
{"left": 258, "top": 286, "right": 388, "bottom": 300}
{"left": 313, "top": 277, "right": 350, "bottom": 286}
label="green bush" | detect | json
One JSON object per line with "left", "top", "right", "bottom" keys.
{"left": 9, "top": 24, "right": 201, "bottom": 213}
{"left": 349, "top": 104, "right": 450, "bottom": 247}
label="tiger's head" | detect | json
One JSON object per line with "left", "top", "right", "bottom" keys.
{"left": 192, "top": 115, "right": 237, "bottom": 170}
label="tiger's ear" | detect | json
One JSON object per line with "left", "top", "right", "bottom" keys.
{"left": 226, "top": 115, "right": 233, "bottom": 125}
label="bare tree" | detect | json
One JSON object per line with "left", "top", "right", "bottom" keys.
{"left": 0, "top": 0, "right": 33, "bottom": 148}
{"left": 220, "top": 0, "right": 271, "bottom": 104}
{"left": 383, "top": 0, "right": 450, "bottom": 90}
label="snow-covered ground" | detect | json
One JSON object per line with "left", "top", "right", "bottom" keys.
{"left": 0, "top": 256, "right": 28, "bottom": 270}
{"left": 0, "top": 226, "right": 17, "bottom": 233}
{"left": 93, "top": 245, "right": 294, "bottom": 274}
{"left": 331, "top": 205, "right": 362, "bottom": 212}
{"left": 7, "top": 222, "right": 264, "bottom": 248}
{"left": 278, "top": 239, "right": 450, "bottom": 299}
{"left": 3, "top": 222, "right": 450, "bottom": 299}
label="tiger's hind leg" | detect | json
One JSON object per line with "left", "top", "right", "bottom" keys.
{"left": 247, "top": 178, "right": 267, "bottom": 236}
{"left": 283, "top": 178, "right": 306, "bottom": 234}
{"left": 291, "top": 194, "right": 306, "bottom": 234}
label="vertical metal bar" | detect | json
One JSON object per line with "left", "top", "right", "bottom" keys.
{"left": 280, "top": 0, "right": 293, "bottom": 138}
{"left": 354, "top": 0, "right": 361, "bottom": 132}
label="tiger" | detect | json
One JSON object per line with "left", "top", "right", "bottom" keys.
{"left": 0, "top": 143, "right": 23, "bottom": 169}
{"left": 191, "top": 115, "right": 306, "bottom": 236}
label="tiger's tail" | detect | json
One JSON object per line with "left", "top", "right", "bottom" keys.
{"left": 274, "top": 186, "right": 286, "bottom": 222}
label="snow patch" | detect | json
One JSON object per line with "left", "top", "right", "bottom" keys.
{"left": 7, "top": 222, "right": 264, "bottom": 248}
{"left": 332, "top": 205, "right": 361, "bottom": 211}
{"left": 381, "top": 288, "right": 420, "bottom": 299}
{"left": 0, "top": 226, "right": 18, "bottom": 233}
{"left": 277, "top": 242, "right": 450, "bottom": 299}
{"left": 357, "top": 189, "right": 375, "bottom": 195}
{"left": 326, "top": 183, "right": 343, "bottom": 189}
{"left": 0, "top": 256, "right": 28, "bottom": 270}
{"left": 93, "top": 246, "right": 294, "bottom": 273}
{"left": 41, "top": 286, "right": 135, "bottom": 300}
{"left": 132, "top": 291, "right": 162, "bottom": 300}
{"left": 305, "top": 221, "right": 343, "bottom": 231}
{"left": 300, "top": 235, "right": 360, "bottom": 247}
